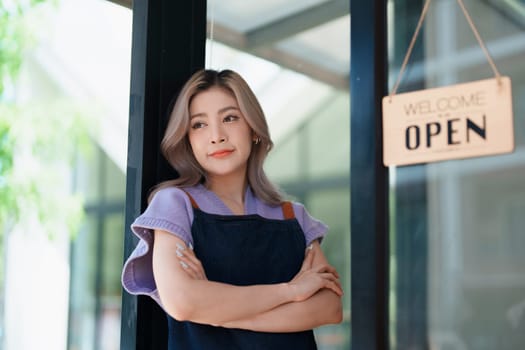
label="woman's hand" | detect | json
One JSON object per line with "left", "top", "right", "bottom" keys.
{"left": 288, "top": 246, "right": 343, "bottom": 302}
{"left": 175, "top": 243, "right": 208, "bottom": 280}
{"left": 175, "top": 241, "right": 342, "bottom": 304}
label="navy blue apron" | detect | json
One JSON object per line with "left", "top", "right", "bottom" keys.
{"left": 166, "top": 193, "right": 318, "bottom": 349}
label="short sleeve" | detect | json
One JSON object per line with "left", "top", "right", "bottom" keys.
{"left": 291, "top": 202, "right": 329, "bottom": 245}
{"left": 121, "top": 187, "right": 194, "bottom": 304}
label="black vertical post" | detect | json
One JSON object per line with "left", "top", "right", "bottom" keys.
{"left": 350, "top": 0, "right": 389, "bottom": 349}
{"left": 120, "top": 1, "right": 206, "bottom": 349}
{"left": 393, "top": 0, "right": 428, "bottom": 348}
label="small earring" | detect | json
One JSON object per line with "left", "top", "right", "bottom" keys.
{"left": 254, "top": 136, "right": 261, "bottom": 145}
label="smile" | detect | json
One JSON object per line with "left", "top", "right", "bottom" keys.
{"left": 209, "top": 149, "right": 234, "bottom": 158}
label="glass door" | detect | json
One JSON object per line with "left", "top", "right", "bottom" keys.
{"left": 205, "top": 1, "right": 351, "bottom": 348}
{"left": 388, "top": 0, "right": 525, "bottom": 349}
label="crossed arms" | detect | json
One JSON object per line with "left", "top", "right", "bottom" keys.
{"left": 152, "top": 229, "right": 343, "bottom": 332}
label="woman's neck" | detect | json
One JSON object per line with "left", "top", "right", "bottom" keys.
{"left": 205, "top": 174, "right": 248, "bottom": 215}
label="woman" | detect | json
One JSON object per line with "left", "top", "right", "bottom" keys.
{"left": 122, "top": 69, "right": 343, "bottom": 349}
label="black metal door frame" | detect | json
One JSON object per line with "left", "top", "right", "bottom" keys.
{"left": 120, "top": 1, "right": 206, "bottom": 349}
{"left": 350, "top": 0, "right": 390, "bottom": 349}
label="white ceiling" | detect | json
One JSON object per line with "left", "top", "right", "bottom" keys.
{"left": 112, "top": 0, "right": 350, "bottom": 89}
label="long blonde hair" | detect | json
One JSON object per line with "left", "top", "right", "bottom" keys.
{"left": 151, "top": 69, "right": 284, "bottom": 205}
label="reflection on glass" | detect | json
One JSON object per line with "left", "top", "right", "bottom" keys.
{"left": 68, "top": 146, "right": 126, "bottom": 350}
{"left": 206, "top": 1, "right": 350, "bottom": 348}
{"left": 389, "top": 0, "right": 525, "bottom": 349}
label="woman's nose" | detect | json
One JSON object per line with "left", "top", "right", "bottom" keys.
{"left": 210, "top": 124, "right": 227, "bottom": 144}
{"left": 211, "top": 137, "right": 226, "bottom": 144}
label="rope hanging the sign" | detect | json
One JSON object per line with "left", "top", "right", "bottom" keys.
{"left": 206, "top": 0, "right": 216, "bottom": 68}
{"left": 389, "top": 0, "right": 502, "bottom": 100}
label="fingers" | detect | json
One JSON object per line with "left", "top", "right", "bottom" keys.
{"left": 179, "top": 260, "right": 201, "bottom": 279}
{"left": 176, "top": 242, "right": 207, "bottom": 280}
{"left": 318, "top": 272, "right": 344, "bottom": 296}
{"left": 289, "top": 264, "right": 344, "bottom": 301}
{"left": 317, "top": 264, "right": 343, "bottom": 295}
{"left": 315, "top": 263, "right": 340, "bottom": 279}
{"left": 181, "top": 247, "right": 204, "bottom": 270}
{"left": 324, "top": 279, "right": 344, "bottom": 296}
{"left": 300, "top": 245, "right": 315, "bottom": 271}
{"left": 179, "top": 255, "right": 206, "bottom": 279}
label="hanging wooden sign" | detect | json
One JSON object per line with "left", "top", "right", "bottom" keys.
{"left": 382, "top": 77, "right": 514, "bottom": 166}
{"left": 382, "top": 0, "right": 515, "bottom": 166}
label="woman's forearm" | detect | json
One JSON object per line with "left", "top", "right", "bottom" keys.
{"left": 153, "top": 230, "right": 338, "bottom": 326}
{"left": 221, "top": 289, "right": 343, "bottom": 332}
{"left": 154, "top": 233, "right": 295, "bottom": 324}
{"left": 162, "top": 278, "right": 295, "bottom": 325}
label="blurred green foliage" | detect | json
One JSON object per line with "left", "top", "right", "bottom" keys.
{"left": 0, "top": 0, "right": 93, "bottom": 301}
{"left": 0, "top": 0, "right": 47, "bottom": 96}
{"left": 0, "top": 118, "right": 14, "bottom": 226}
{"left": 0, "top": 0, "right": 87, "bottom": 239}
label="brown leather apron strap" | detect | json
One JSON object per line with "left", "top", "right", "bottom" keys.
{"left": 183, "top": 190, "right": 200, "bottom": 209}
{"left": 281, "top": 201, "right": 295, "bottom": 220}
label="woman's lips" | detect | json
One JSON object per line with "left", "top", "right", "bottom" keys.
{"left": 209, "top": 149, "right": 234, "bottom": 158}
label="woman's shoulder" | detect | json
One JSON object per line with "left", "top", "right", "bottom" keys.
{"left": 254, "top": 197, "right": 328, "bottom": 245}
{"left": 149, "top": 184, "right": 199, "bottom": 206}
{"left": 289, "top": 201, "right": 329, "bottom": 244}
{"left": 253, "top": 196, "right": 309, "bottom": 221}
{"left": 137, "top": 185, "right": 199, "bottom": 226}
{"left": 131, "top": 184, "right": 197, "bottom": 242}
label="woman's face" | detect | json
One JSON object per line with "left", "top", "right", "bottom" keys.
{"left": 188, "top": 87, "right": 253, "bottom": 182}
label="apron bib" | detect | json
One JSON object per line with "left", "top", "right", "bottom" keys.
{"left": 166, "top": 195, "right": 317, "bottom": 350}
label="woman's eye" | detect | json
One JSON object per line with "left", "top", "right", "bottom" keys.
{"left": 191, "top": 121, "right": 206, "bottom": 129}
{"left": 224, "top": 115, "right": 239, "bottom": 123}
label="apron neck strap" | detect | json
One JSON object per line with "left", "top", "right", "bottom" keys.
{"left": 183, "top": 190, "right": 200, "bottom": 209}
{"left": 281, "top": 201, "right": 295, "bottom": 220}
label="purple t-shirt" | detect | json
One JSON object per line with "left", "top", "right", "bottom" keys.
{"left": 121, "top": 184, "right": 328, "bottom": 306}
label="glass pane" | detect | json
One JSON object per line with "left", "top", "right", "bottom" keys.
{"left": 389, "top": 0, "right": 525, "bottom": 349}
{"left": 69, "top": 218, "right": 97, "bottom": 350}
{"left": 306, "top": 93, "right": 350, "bottom": 179}
{"left": 206, "top": 1, "right": 350, "bottom": 348}
{"left": 69, "top": 148, "right": 126, "bottom": 350}
{"left": 265, "top": 134, "right": 301, "bottom": 182}
{"left": 1, "top": 0, "right": 130, "bottom": 346}
{"left": 100, "top": 214, "right": 125, "bottom": 350}
{"left": 306, "top": 189, "right": 351, "bottom": 348}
